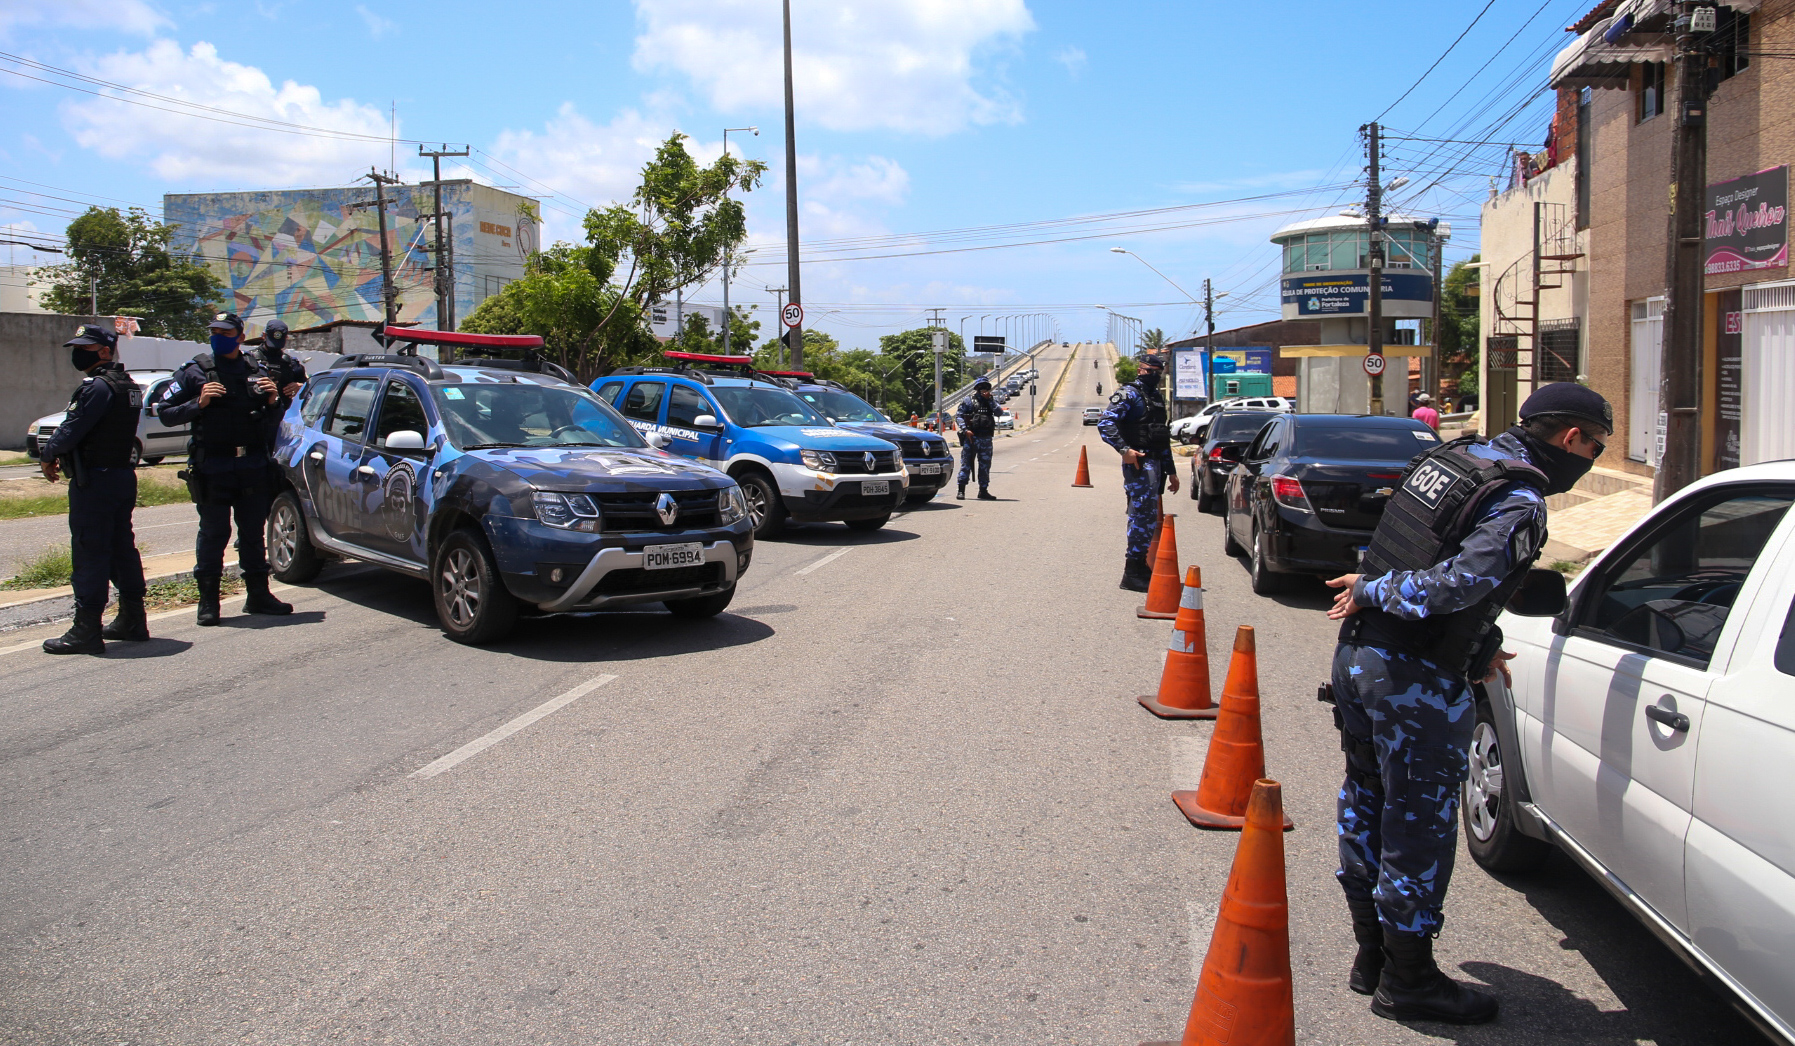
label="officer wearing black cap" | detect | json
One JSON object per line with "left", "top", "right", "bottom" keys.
{"left": 954, "top": 378, "right": 999, "bottom": 500}
{"left": 253, "top": 319, "right": 307, "bottom": 434}
{"left": 1097, "top": 353, "right": 1179, "bottom": 590}
{"left": 157, "top": 311, "right": 294, "bottom": 625}
{"left": 38, "top": 324, "right": 150, "bottom": 655}
{"left": 1319, "top": 381, "right": 1611, "bottom": 1025}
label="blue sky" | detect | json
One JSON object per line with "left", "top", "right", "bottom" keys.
{"left": 0, "top": 0, "right": 1597, "bottom": 348}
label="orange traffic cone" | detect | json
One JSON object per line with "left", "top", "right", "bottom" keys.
{"left": 1172, "top": 627, "right": 1294, "bottom": 831}
{"left": 1137, "top": 514, "right": 1181, "bottom": 619}
{"left": 1138, "top": 567, "right": 1216, "bottom": 719}
{"left": 1140, "top": 780, "right": 1295, "bottom": 1046}
{"left": 1072, "top": 446, "right": 1094, "bottom": 487}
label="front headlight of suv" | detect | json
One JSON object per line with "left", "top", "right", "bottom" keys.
{"left": 719, "top": 483, "right": 748, "bottom": 524}
{"left": 533, "top": 490, "right": 603, "bottom": 532}
{"left": 800, "top": 449, "right": 838, "bottom": 472}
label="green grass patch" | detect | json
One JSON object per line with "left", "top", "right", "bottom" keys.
{"left": 0, "top": 477, "right": 192, "bottom": 520}
{"left": 0, "top": 454, "right": 33, "bottom": 467}
{"left": 1549, "top": 559, "right": 1588, "bottom": 576}
{"left": 0, "top": 545, "right": 74, "bottom": 589}
{"left": 144, "top": 573, "right": 242, "bottom": 613}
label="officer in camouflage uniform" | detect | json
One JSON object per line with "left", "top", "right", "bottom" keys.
{"left": 1097, "top": 353, "right": 1178, "bottom": 591}
{"left": 1323, "top": 382, "right": 1613, "bottom": 1025}
{"left": 955, "top": 379, "right": 998, "bottom": 500}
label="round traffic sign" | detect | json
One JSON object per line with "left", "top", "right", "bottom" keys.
{"left": 781, "top": 302, "right": 804, "bottom": 328}
{"left": 1363, "top": 352, "right": 1387, "bottom": 377}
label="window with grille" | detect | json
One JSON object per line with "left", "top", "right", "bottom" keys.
{"left": 1639, "top": 63, "right": 1665, "bottom": 122}
{"left": 1538, "top": 319, "right": 1580, "bottom": 383}
{"left": 1488, "top": 336, "right": 1519, "bottom": 371}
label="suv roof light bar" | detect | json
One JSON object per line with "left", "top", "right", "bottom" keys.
{"left": 378, "top": 325, "right": 545, "bottom": 350}
{"left": 328, "top": 353, "right": 446, "bottom": 380}
{"left": 452, "top": 356, "right": 578, "bottom": 383}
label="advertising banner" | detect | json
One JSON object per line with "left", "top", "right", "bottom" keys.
{"left": 649, "top": 303, "right": 725, "bottom": 340}
{"left": 1174, "top": 349, "right": 1207, "bottom": 399}
{"left": 1211, "top": 347, "right": 1272, "bottom": 374}
{"left": 1280, "top": 272, "right": 1433, "bottom": 315}
{"left": 1705, "top": 166, "right": 1789, "bottom": 275}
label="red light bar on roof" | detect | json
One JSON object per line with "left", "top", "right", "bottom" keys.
{"left": 758, "top": 370, "right": 815, "bottom": 379}
{"left": 665, "top": 350, "right": 753, "bottom": 365}
{"left": 381, "top": 325, "right": 544, "bottom": 350}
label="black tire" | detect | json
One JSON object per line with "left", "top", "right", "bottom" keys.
{"left": 267, "top": 490, "right": 325, "bottom": 584}
{"left": 141, "top": 455, "right": 165, "bottom": 466}
{"left": 1222, "top": 505, "right": 1245, "bottom": 557}
{"left": 736, "top": 470, "right": 787, "bottom": 538}
{"left": 1465, "top": 696, "right": 1554, "bottom": 873}
{"left": 129, "top": 440, "right": 143, "bottom": 467}
{"left": 846, "top": 514, "right": 890, "bottom": 532}
{"left": 905, "top": 489, "right": 937, "bottom": 504}
{"left": 1249, "top": 524, "right": 1284, "bottom": 595}
{"left": 665, "top": 584, "right": 736, "bottom": 619}
{"left": 432, "top": 528, "right": 520, "bottom": 645}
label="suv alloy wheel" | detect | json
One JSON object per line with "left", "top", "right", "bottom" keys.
{"left": 267, "top": 490, "right": 325, "bottom": 583}
{"left": 432, "top": 528, "right": 520, "bottom": 645}
{"left": 1464, "top": 696, "right": 1553, "bottom": 872}
{"left": 736, "top": 471, "right": 787, "bottom": 538}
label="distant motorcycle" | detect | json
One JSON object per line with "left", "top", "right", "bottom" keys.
{"left": 1096, "top": 383, "right": 1103, "bottom": 395}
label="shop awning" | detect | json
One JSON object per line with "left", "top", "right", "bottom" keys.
{"left": 1551, "top": 0, "right": 1761, "bottom": 88}
{"left": 1279, "top": 344, "right": 1435, "bottom": 358}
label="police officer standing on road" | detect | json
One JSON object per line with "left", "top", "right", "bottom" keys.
{"left": 1097, "top": 353, "right": 1178, "bottom": 591}
{"left": 38, "top": 325, "right": 152, "bottom": 655}
{"left": 955, "top": 378, "right": 999, "bottom": 500}
{"left": 1321, "top": 382, "right": 1613, "bottom": 1025}
{"left": 158, "top": 312, "right": 294, "bottom": 626}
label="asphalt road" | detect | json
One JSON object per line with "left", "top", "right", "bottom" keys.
{"left": 0, "top": 343, "right": 1766, "bottom": 1045}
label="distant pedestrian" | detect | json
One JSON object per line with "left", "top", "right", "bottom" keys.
{"left": 1097, "top": 353, "right": 1178, "bottom": 591}
{"left": 1411, "top": 393, "right": 1439, "bottom": 430}
{"left": 38, "top": 324, "right": 150, "bottom": 654}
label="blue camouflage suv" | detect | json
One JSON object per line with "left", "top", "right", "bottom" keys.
{"left": 591, "top": 353, "right": 906, "bottom": 537}
{"left": 788, "top": 377, "right": 954, "bottom": 503}
{"left": 266, "top": 333, "right": 753, "bottom": 645}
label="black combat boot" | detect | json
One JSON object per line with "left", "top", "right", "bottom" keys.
{"left": 195, "top": 572, "right": 222, "bottom": 626}
{"left": 44, "top": 604, "right": 105, "bottom": 656}
{"left": 976, "top": 488, "right": 996, "bottom": 500}
{"left": 1371, "top": 930, "right": 1499, "bottom": 1024}
{"left": 102, "top": 596, "right": 150, "bottom": 642}
{"left": 1345, "top": 897, "right": 1385, "bottom": 996}
{"left": 242, "top": 573, "right": 293, "bottom": 615}
{"left": 1119, "top": 556, "right": 1152, "bottom": 592}
{"left": 956, "top": 483, "right": 966, "bottom": 500}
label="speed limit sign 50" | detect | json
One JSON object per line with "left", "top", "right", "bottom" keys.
{"left": 781, "top": 302, "right": 804, "bottom": 328}
{"left": 1362, "top": 353, "right": 1387, "bottom": 377}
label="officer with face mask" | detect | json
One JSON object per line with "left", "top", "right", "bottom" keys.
{"left": 954, "top": 379, "right": 1000, "bottom": 500}
{"left": 1097, "top": 353, "right": 1180, "bottom": 591}
{"left": 1320, "top": 381, "right": 1612, "bottom": 1025}
{"left": 38, "top": 325, "right": 151, "bottom": 654}
{"left": 157, "top": 312, "right": 293, "bottom": 625}
{"left": 253, "top": 319, "right": 307, "bottom": 433}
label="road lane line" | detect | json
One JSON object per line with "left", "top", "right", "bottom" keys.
{"left": 795, "top": 547, "right": 851, "bottom": 575}
{"left": 413, "top": 673, "right": 617, "bottom": 779}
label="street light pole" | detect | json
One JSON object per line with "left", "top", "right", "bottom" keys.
{"left": 781, "top": 0, "right": 804, "bottom": 369}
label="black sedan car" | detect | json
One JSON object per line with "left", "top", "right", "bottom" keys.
{"left": 1190, "top": 409, "right": 1279, "bottom": 514}
{"left": 1221, "top": 413, "right": 1443, "bottom": 594}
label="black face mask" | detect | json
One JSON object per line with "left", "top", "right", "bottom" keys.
{"left": 1512, "top": 426, "right": 1595, "bottom": 495}
{"left": 264, "top": 334, "right": 287, "bottom": 355}
{"left": 70, "top": 347, "right": 102, "bottom": 371}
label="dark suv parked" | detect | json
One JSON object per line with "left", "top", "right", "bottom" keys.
{"left": 267, "top": 329, "right": 754, "bottom": 644}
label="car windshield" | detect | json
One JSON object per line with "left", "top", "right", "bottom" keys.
{"left": 710, "top": 385, "right": 827, "bottom": 427}
{"left": 799, "top": 387, "right": 884, "bottom": 423}
{"left": 1209, "top": 413, "right": 1277, "bottom": 441}
{"left": 1292, "top": 424, "right": 1432, "bottom": 460}
{"left": 431, "top": 382, "right": 646, "bottom": 450}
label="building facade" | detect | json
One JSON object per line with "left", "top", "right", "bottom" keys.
{"left": 164, "top": 181, "right": 539, "bottom": 338}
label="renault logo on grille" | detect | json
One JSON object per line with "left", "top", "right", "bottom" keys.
{"left": 864, "top": 451, "right": 877, "bottom": 472}
{"left": 655, "top": 492, "right": 679, "bottom": 525}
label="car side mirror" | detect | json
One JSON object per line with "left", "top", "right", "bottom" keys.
{"left": 691, "top": 414, "right": 721, "bottom": 430}
{"left": 384, "top": 429, "right": 426, "bottom": 450}
{"left": 648, "top": 432, "right": 672, "bottom": 448}
{"left": 1507, "top": 567, "right": 1568, "bottom": 617}
{"left": 144, "top": 402, "right": 159, "bottom": 417}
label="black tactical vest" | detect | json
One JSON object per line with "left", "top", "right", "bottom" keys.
{"left": 255, "top": 348, "right": 306, "bottom": 400}
{"left": 70, "top": 364, "right": 142, "bottom": 468}
{"left": 1344, "top": 435, "right": 1549, "bottom": 678}
{"left": 965, "top": 396, "right": 996, "bottom": 437}
{"left": 1116, "top": 379, "right": 1170, "bottom": 452}
{"left": 191, "top": 352, "right": 269, "bottom": 455}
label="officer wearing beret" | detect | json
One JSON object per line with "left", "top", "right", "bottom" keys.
{"left": 158, "top": 312, "right": 293, "bottom": 625}
{"left": 39, "top": 324, "right": 150, "bottom": 654}
{"left": 1321, "top": 381, "right": 1612, "bottom": 1024}
{"left": 1097, "top": 353, "right": 1179, "bottom": 590}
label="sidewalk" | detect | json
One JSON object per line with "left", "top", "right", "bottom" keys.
{"left": 1540, "top": 464, "right": 1654, "bottom": 564}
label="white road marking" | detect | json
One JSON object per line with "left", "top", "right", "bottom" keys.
{"left": 132, "top": 520, "right": 196, "bottom": 531}
{"left": 413, "top": 673, "right": 617, "bottom": 779}
{"left": 795, "top": 547, "right": 851, "bottom": 575}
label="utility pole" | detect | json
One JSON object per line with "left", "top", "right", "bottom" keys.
{"left": 1427, "top": 226, "right": 1443, "bottom": 404}
{"left": 90, "top": 274, "right": 99, "bottom": 316}
{"left": 1363, "top": 122, "right": 1386, "bottom": 416}
{"left": 781, "top": 0, "right": 804, "bottom": 369}
{"left": 768, "top": 286, "right": 788, "bottom": 366}
{"left": 351, "top": 169, "right": 402, "bottom": 327}
{"left": 1658, "top": 2, "right": 1713, "bottom": 501}
{"left": 1204, "top": 278, "right": 1217, "bottom": 406}
{"left": 418, "top": 145, "right": 469, "bottom": 331}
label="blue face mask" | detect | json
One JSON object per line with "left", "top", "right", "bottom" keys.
{"left": 210, "top": 333, "right": 241, "bottom": 355}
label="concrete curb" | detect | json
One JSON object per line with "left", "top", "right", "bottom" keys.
{"left": 0, "top": 564, "right": 244, "bottom": 634}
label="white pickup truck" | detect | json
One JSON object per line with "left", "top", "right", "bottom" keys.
{"left": 1468, "top": 460, "right": 1795, "bottom": 1044}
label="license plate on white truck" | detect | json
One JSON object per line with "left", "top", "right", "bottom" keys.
{"left": 643, "top": 542, "right": 704, "bottom": 569}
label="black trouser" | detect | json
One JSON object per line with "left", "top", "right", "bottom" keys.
{"left": 69, "top": 465, "right": 146, "bottom": 610}
{"left": 195, "top": 469, "right": 271, "bottom": 576}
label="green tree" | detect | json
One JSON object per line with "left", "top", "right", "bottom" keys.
{"left": 874, "top": 327, "right": 969, "bottom": 421}
{"left": 1438, "top": 255, "right": 1480, "bottom": 393}
{"left": 461, "top": 134, "right": 765, "bottom": 378}
{"left": 1114, "top": 357, "right": 1139, "bottom": 384}
{"left": 1138, "top": 328, "right": 1167, "bottom": 354}
{"left": 37, "top": 206, "right": 224, "bottom": 339}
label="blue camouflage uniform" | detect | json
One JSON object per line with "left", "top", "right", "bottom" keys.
{"left": 956, "top": 396, "right": 996, "bottom": 491}
{"left": 1334, "top": 430, "right": 1549, "bottom": 935}
{"left": 1097, "top": 379, "right": 1175, "bottom": 559}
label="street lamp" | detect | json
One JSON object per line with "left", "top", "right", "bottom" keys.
{"left": 720, "top": 126, "right": 759, "bottom": 355}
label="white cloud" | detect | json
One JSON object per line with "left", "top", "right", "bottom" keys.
{"left": 487, "top": 103, "right": 674, "bottom": 243}
{"left": 1053, "top": 46, "right": 1085, "bottom": 76}
{"left": 59, "top": 40, "right": 398, "bottom": 185}
{"left": 354, "top": 4, "right": 396, "bottom": 39}
{"left": 631, "top": 0, "right": 1035, "bottom": 134}
{"left": 0, "top": 0, "right": 168, "bottom": 37}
